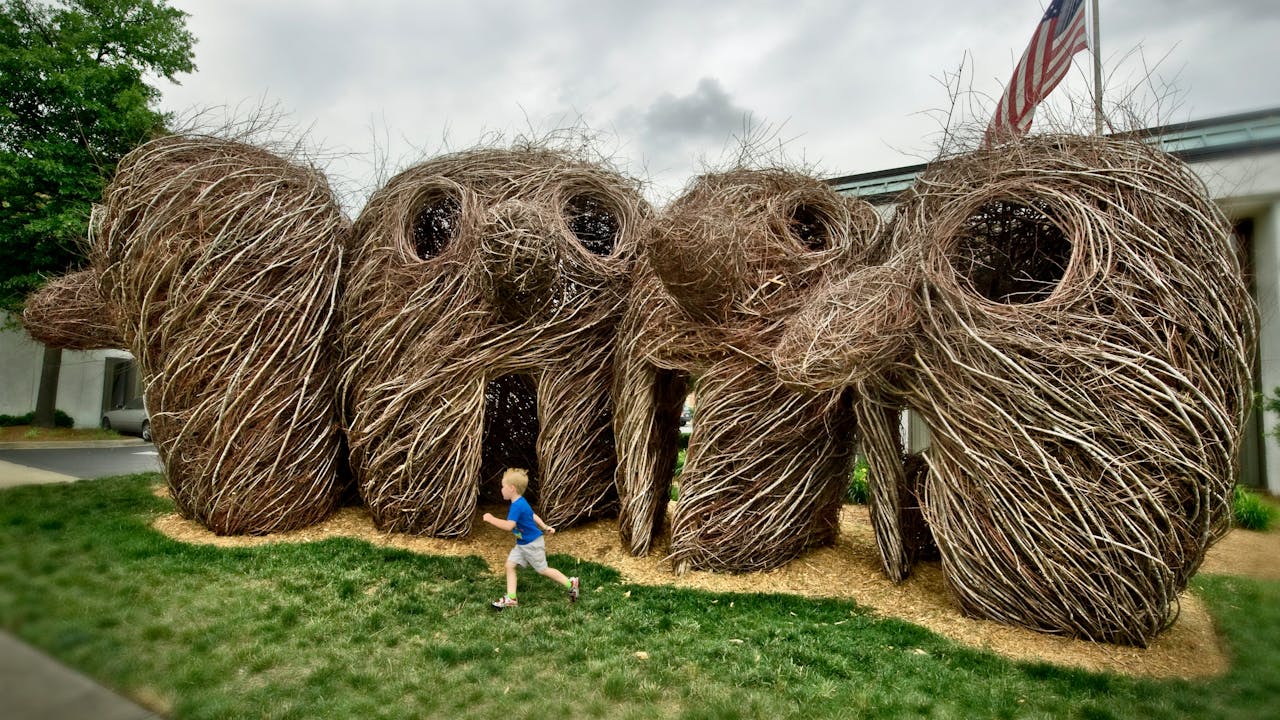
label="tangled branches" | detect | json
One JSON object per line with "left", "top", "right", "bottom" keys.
{"left": 22, "top": 269, "right": 123, "bottom": 350}
{"left": 780, "top": 135, "right": 1255, "bottom": 645}
{"left": 338, "top": 146, "right": 649, "bottom": 535}
{"left": 616, "top": 168, "right": 880, "bottom": 572}
{"left": 90, "top": 136, "right": 349, "bottom": 534}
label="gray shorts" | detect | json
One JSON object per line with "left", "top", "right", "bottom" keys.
{"left": 507, "top": 536, "right": 548, "bottom": 571}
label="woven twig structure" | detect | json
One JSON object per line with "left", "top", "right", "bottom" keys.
{"left": 778, "top": 135, "right": 1255, "bottom": 645}
{"left": 615, "top": 168, "right": 881, "bottom": 572}
{"left": 22, "top": 269, "right": 123, "bottom": 350}
{"left": 338, "top": 146, "right": 648, "bottom": 535}
{"left": 83, "top": 135, "right": 351, "bottom": 534}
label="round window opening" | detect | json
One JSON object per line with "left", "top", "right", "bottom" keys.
{"left": 566, "top": 194, "right": 619, "bottom": 256}
{"left": 788, "top": 204, "right": 831, "bottom": 251}
{"left": 411, "top": 195, "right": 461, "bottom": 260}
{"left": 951, "top": 200, "right": 1071, "bottom": 304}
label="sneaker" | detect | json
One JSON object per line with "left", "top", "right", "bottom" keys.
{"left": 491, "top": 595, "right": 518, "bottom": 610}
{"left": 568, "top": 577, "right": 580, "bottom": 603}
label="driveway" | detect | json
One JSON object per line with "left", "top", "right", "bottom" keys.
{"left": 0, "top": 445, "right": 162, "bottom": 488}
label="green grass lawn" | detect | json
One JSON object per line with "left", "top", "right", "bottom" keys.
{"left": 2, "top": 474, "right": 1278, "bottom": 720}
{"left": 0, "top": 425, "right": 124, "bottom": 442}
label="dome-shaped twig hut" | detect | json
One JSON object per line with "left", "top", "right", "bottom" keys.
{"left": 615, "top": 168, "right": 881, "bottom": 572}
{"left": 339, "top": 145, "right": 650, "bottom": 535}
{"left": 778, "top": 135, "right": 1255, "bottom": 645}
{"left": 24, "top": 135, "right": 352, "bottom": 535}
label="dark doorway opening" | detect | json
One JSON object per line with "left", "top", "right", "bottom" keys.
{"left": 480, "top": 373, "right": 540, "bottom": 503}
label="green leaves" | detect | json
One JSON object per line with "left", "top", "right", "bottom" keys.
{"left": 0, "top": 0, "right": 194, "bottom": 307}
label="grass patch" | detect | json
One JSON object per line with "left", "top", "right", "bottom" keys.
{"left": 0, "top": 425, "right": 124, "bottom": 442}
{"left": 2, "top": 474, "right": 1278, "bottom": 719}
{"left": 1233, "top": 485, "right": 1279, "bottom": 531}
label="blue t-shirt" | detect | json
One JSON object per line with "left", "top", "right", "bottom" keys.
{"left": 507, "top": 496, "right": 542, "bottom": 545}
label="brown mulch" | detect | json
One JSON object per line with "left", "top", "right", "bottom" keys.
{"left": 151, "top": 487, "right": 1280, "bottom": 680}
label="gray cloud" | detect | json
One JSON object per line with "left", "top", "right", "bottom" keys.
{"left": 641, "top": 78, "right": 753, "bottom": 143}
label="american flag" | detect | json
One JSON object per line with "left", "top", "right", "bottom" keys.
{"left": 985, "top": 0, "right": 1090, "bottom": 145}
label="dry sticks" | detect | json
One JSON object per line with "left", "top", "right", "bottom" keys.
{"left": 21, "top": 130, "right": 1253, "bottom": 647}
{"left": 26, "top": 135, "right": 352, "bottom": 534}
{"left": 338, "top": 146, "right": 649, "bottom": 535}
{"left": 98, "top": 137, "right": 352, "bottom": 534}
{"left": 778, "top": 135, "right": 1255, "bottom": 645}
{"left": 615, "top": 169, "right": 881, "bottom": 572}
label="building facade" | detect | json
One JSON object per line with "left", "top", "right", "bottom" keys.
{"left": 0, "top": 314, "right": 139, "bottom": 429}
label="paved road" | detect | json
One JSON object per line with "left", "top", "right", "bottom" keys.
{"left": 0, "top": 445, "right": 161, "bottom": 480}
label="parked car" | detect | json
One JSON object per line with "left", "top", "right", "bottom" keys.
{"left": 102, "top": 397, "right": 151, "bottom": 441}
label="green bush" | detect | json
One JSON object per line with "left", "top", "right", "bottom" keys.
{"left": 669, "top": 448, "right": 688, "bottom": 502}
{"left": 1234, "top": 485, "right": 1278, "bottom": 531}
{"left": 0, "top": 410, "right": 74, "bottom": 428}
{"left": 846, "top": 457, "right": 869, "bottom": 504}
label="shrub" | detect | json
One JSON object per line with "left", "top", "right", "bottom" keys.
{"left": 0, "top": 410, "right": 74, "bottom": 428}
{"left": 1234, "top": 485, "right": 1278, "bottom": 531}
{"left": 846, "top": 457, "right": 869, "bottom": 504}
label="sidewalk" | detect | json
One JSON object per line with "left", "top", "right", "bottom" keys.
{"left": 0, "top": 631, "right": 162, "bottom": 720}
{"left": 0, "top": 459, "right": 77, "bottom": 488}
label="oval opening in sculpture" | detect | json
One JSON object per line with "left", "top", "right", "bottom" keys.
{"left": 787, "top": 203, "right": 832, "bottom": 251}
{"left": 565, "top": 193, "right": 619, "bottom": 256}
{"left": 411, "top": 192, "right": 461, "bottom": 260}
{"left": 950, "top": 199, "right": 1072, "bottom": 304}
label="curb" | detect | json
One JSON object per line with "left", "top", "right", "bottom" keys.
{"left": 0, "top": 439, "right": 151, "bottom": 450}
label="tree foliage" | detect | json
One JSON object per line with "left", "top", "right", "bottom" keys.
{"left": 0, "top": 0, "right": 194, "bottom": 312}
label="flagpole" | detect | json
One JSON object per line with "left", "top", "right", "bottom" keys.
{"left": 1091, "top": 0, "right": 1103, "bottom": 135}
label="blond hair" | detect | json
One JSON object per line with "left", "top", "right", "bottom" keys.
{"left": 501, "top": 468, "right": 529, "bottom": 495}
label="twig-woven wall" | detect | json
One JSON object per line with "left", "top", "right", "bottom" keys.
{"left": 615, "top": 169, "right": 882, "bottom": 572}
{"left": 27, "top": 135, "right": 351, "bottom": 534}
{"left": 776, "top": 135, "right": 1256, "bottom": 645}
{"left": 338, "top": 146, "right": 649, "bottom": 535}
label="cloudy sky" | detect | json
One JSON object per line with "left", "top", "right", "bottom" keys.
{"left": 156, "top": 0, "right": 1280, "bottom": 212}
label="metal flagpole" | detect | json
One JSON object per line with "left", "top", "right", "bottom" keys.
{"left": 1091, "top": 0, "right": 1103, "bottom": 135}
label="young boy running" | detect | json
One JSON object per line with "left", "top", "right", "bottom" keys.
{"left": 482, "top": 468, "right": 579, "bottom": 608}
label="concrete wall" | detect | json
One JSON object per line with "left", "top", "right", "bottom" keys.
{"left": 1189, "top": 149, "right": 1280, "bottom": 495}
{"left": 0, "top": 314, "right": 133, "bottom": 429}
{"left": 1241, "top": 203, "right": 1280, "bottom": 495}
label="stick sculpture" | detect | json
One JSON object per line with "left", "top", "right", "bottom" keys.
{"left": 24, "top": 136, "right": 351, "bottom": 534}
{"left": 23, "top": 126, "right": 1254, "bottom": 648}
{"left": 776, "top": 135, "right": 1256, "bottom": 645}
{"left": 615, "top": 168, "right": 881, "bottom": 573}
{"left": 338, "top": 146, "right": 649, "bottom": 535}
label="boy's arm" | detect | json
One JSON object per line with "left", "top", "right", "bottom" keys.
{"left": 533, "top": 513, "right": 556, "bottom": 534}
{"left": 482, "top": 512, "right": 517, "bottom": 532}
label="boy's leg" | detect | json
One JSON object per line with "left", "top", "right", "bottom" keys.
{"left": 506, "top": 560, "right": 519, "bottom": 598}
{"left": 538, "top": 567, "right": 580, "bottom": 602}
{"left": 539, "top": 567, "right": 569, "bottom": 586}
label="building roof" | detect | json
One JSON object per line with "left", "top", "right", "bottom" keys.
{"left": 828, "top": 107, "right": 1280, "bottom": 204}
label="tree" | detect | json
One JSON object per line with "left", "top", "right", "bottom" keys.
{"left": 0, "top": 0, "right": 194, "bottom": 426}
